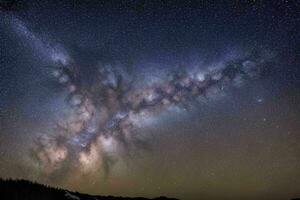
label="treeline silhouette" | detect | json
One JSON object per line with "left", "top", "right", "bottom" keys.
{"left": 0, "top": 178, "right": 178, "bottom": 200}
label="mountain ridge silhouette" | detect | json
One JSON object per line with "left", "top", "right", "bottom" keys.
{"left": 0, "top": 178, "right": 179, "bottom": 200}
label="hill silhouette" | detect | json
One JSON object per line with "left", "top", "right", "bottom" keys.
{"left": 0, "top": 179, "right": 179, "bottom": 200}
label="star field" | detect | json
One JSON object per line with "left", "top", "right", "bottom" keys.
{"left": 0, "top": 1, "right": 300, "bottom": 200}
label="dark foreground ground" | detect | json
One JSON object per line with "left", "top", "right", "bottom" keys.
{"left": 1, "top": 179, "right": 300, "bottom": 200}
{"left": 0, "top": 179, "right": 178, "bottom": 200}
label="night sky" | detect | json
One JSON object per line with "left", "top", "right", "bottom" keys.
{"left": 0, "top": 1, "right": 300, "bottom": 200}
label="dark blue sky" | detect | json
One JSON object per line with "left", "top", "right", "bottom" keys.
{"left": 0, "top": 1, "right": 300, "bottom": 200}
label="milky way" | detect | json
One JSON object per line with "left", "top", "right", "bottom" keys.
{"left": 5, "top": 15, "right": 275, "bottom": 176}
{"left": 1, "top": 2, "right": 300, "bottom": 199}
